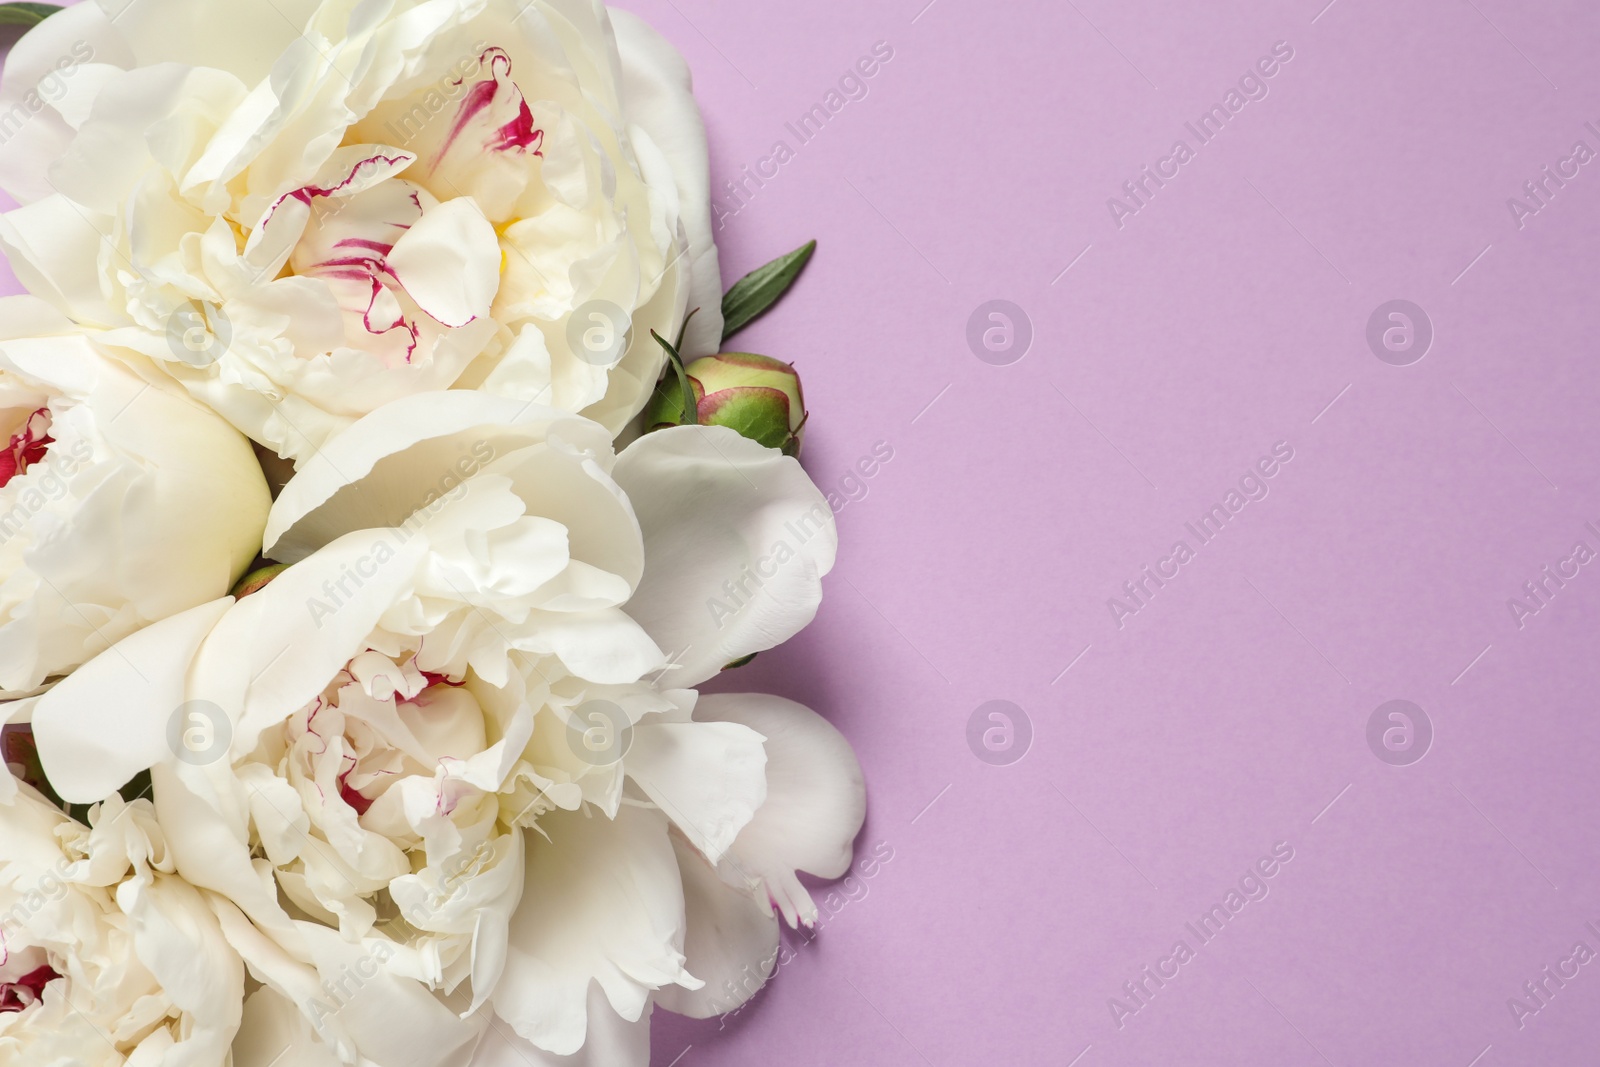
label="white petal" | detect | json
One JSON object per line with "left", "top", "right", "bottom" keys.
{"left": 613, "top": 426, "right": 837, "bottom": 687}
{"left": 159, "top": 764, "right": 305, "bottom": 953}
{"left": 263, "top": 391, "right": 624, "bottom": 569}
{"left": 610, "top": 8, "right": 723, "bottom": 357}
{"left": 120, "top": 873, "right": 246, "bottom": 1063}
{"left": 655, "top": 833, "right": 780, "bottom": 1019}
{"left": 232, "top": 988, "right": 343, "bottom": 1067}
{"left": 0, "top": 194, "right": 120, "bottom": 324}
{"left": 193, "top": 531, "right": 428, "bottom": 756}
{"left": 97, "top": 0, "right": 321, "bottom": 83}
{"left": 31, "top": 598, "right": 232, "bottom": 803}
{"left": 301, "top": 922, "right": 488, "bottom": 1067}
{"left": 695, "top": 694, "right": 865, "bottom": 927}
{"left": 0, "top": 3, "right": 132, "bottom": 204}
{"left": 495, "top": 806, "right": 695, "bottom": 1056}
{"left": 388, "top": 196, "right": 503, "bottom": 328}
{"left": 627, "top": 719, "right": 766, "bottom": 863}
{"left": 471, "top": 986, "right": 650, "bottom": 1067}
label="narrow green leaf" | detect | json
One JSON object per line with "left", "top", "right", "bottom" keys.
{"left": 0, "top": 3, "right": 61, "bottom": 27}
{"left": 721, "top": 239, "right": 815, "bottom": 341}
{"left": 673, "top": 305, "right": 699, "bottom": 352}
{"left": 650, "top": 329, "right": 697, "bottom": 426}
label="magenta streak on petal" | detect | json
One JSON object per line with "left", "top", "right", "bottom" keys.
{"left": 353, "top": 275, "right": 420, "bottom": 364}
{"left": 302, "top": 701, "right": 332, "bottom": 757}
{"left": 435, "top": 77, "right": 497, "bottom": 170}
{"left": 337, "top": 761, "right": 374, "bottom": 816}
{"left": 0, "top": 408, "right": 53, "bottom": 489}
{"left": 260, "top": 152, "right": 414, "bottom": 231}
{"left": 490, "top": 97, "right": 544, "bottom": 155}
{"left": 433, "top": 47, "right": 544, "bottom": 172}
{"left": 305, "top": 243, "right": 422, "bottom": 363}
{"left": 334, "top": 238, "right": 395, "bottom": 255}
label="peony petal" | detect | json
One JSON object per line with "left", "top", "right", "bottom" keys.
{"left": 94, "top": 0, "right": 321, "bottom": 83}
{"left": 198, "top": 530, "right": 429, "bottom": 755}
{"left": 31, "top": 598, "right": 233, "bottom": 803}
{"left": 695, "top": 694, "right": 866, "bottom": 927}
{"left": 470, "top": 986, "right": 650, "bottom": 1067}
{"left": 300, "top": 921, "right": 488, "bottom": 1067}
{"left": 613, "top": 426, "right": 837, "bottom": 687}
{"left": 0, "top": 194, "right": 120, "bottom": 325}
{"left": 263, "top": 391, "right": 625, "bottom": 568}
{"left": 610, "top": 8, "right": 723, "bottom": 358}
{"left": 655, "top": 833, "right": 780, "bottom": 1019}
{"left": 387, "top": 196, "right": 502, "bottom": 328}
{"left": 627, "top": 719, "right": 766, "bottom": 864}
{"left": 0, "top": 3, "right": 132, "bottom": 204}
{"left": 120, "top": 873, "right": 246, "bottom": 1064}
{"left": 494, "top": 805, "right": 696, "bottom": 1056}
{"left": 232, "top": 988, "right": 343, "bottom": 1067}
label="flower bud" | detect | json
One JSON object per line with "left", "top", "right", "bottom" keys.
{"left": 646, "top": 353, "right": 807, "bottom": 456}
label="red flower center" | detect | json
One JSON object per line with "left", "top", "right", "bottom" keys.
{"left": 0, "top": 408, "right": 53, "bottom": 489}
{"left": 0, "top": 965, "right": 58, "bottom": 1013}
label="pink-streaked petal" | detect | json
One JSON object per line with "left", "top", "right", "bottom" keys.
{"left": 386, "top": 197, "right": 501, "bottom": 328}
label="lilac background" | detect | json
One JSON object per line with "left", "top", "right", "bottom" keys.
{"left": 616, "top": 0, "right": 1600, "bottom": 1064}
{"left": 5, "top": 0, "right": 1600, "bottom": 1063}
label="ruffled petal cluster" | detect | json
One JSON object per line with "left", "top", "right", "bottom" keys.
{"left": 0, "top": 3, "right": 858, "bottom": 1064}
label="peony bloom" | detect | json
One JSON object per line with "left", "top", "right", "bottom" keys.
{"left": 0, "top": 785, "right": 245, "bottom": 1065}
{"left": 0, "top": 295, "right": 269, "bottom": 698}
{"left": 0, "top": 0, "right": 721, "bottom": 464}
{"left": 30, "top": 393, "right": 862, "bottom": 1066}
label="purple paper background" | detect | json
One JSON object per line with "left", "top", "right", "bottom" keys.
{"left": 615, "top": 0, "right": 1600, "bottom": 1064}
{"left": 7, "top": 0, "right": 1600, "bottom": 1063}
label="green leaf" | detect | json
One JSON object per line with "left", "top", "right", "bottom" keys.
{"left": 0, "top": 3, "right": 61, "bottom": 26}
{"left": 721, "top": 239, "right": 815, "bottom": 341}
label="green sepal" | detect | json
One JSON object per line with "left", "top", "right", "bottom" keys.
{"left": 231, "top": 561, "right": 289, "bottom": 599}
{"left": 0, "top": 3, "right": 62, "bottom": 26}
{"left": 650, "top": 330, "right": 698, "bottom": 427}
{"left": 698, "top": 386, "right": 793, "bottom": 451}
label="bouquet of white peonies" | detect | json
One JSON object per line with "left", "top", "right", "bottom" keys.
{"left": 0, "top": 3, "right": 863, "bottom": 1065}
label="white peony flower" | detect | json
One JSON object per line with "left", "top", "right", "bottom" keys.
{"left": 0, "top": 785, "right": 245, "bottom": 1065}
{"left": 0, "top": 295, "right": 269, "bottom": 697}
{"left": 31, "top": 393, "right": 862, "bottom": 1066}
{"left": 0, "top": 0, "right": 721, "bottom": 465}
